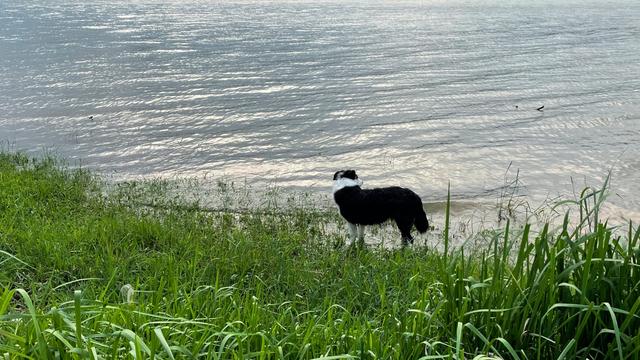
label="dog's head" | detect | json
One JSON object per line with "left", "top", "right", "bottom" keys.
{"left": 332, "top": 170, "right": 362, "bottom": 193}
{"left": 333, "top": 169, "right": 358, "bottom": 181}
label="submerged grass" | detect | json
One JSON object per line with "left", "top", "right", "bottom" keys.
{"left": 0, "top": 152, "right": 639, "bottom": 359}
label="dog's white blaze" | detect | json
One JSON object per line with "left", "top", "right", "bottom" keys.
{"left": 332, "top": 178, "right": 363, "bottom": 193}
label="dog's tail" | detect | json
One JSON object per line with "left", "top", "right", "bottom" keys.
{"left": 414, "top": 205, "right": 429, "bottom": 233}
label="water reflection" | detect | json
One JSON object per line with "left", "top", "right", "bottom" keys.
{"left": 0, "top": 1, "right": 639, "bottom": 222}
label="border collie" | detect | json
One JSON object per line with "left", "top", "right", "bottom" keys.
{"left": 332, "top": 169, "right": 429, "bottom": 246}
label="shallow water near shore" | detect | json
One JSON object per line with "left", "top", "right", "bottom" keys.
{"left": 1, "top": 0, "right": 639, "bottom": 221}
{"left": 111, "top": 173, "right": 632, "bottom": 251}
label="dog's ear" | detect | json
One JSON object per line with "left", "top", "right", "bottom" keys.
{"left": 333, "top": 171, "right": 342, "bottom": 180}
{"left": 345, "top": 170, "right": 358, "bottom": 180}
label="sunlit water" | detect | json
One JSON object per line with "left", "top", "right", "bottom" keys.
{"left": 1, "top": 0, "right": 639, "bottom": 222}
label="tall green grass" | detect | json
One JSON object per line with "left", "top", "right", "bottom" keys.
{"left": 0, "top": 153, "right": 638, "bottom": 359}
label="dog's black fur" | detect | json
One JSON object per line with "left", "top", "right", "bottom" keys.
{"left": 333, "top": 169, "right": 429, "bottom": 245}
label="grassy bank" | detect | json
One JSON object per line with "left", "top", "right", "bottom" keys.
{"left": 1, "top": 153, "right": 639, "bottom": 359}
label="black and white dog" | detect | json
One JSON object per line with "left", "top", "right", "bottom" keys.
{"left": 332, "top": 170, "right": 429, "bottom": 246}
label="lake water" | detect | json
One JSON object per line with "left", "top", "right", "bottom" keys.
{"left": 1, "top": 0, "right": 639, "bottom": 221}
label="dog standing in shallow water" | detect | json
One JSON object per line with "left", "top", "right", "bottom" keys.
{"left": 332, "top": 170, "right": 429, "bottom": 247}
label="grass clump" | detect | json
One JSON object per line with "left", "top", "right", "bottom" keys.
{"left": 1, "top": 152, "right": 639, "bottom": 359}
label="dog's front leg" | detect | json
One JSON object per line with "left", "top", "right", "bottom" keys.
{"left": 357, "top": 225, "right": 365, "bottom": 246}
{"left": 347, "top": 222, "right": 357, "bottom": 246}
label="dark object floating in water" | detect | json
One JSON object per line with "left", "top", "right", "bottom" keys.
{"left": 536, "top": 105, "right": 545, "bottom": 111}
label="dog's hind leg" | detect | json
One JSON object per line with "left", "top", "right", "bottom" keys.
{"left": 357, "top": 224, "right": 365, "bottom": 247}
{"left": 395, "top": 218, "right": 414, "bottom": 247}
{"left": 347, "top": 222, "right": 357, "bottom": 246}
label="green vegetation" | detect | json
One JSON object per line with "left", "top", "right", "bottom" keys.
{"left": 1, "top": 152, "right": 639, "bottom": 359}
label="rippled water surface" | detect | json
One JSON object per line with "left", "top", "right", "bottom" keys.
{"left": 1, "top": 0, "right": 639, "bottom": 216}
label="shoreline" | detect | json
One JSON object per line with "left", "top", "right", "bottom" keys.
{"left": 1, "top": 152, "right": 638, "bottom": 359}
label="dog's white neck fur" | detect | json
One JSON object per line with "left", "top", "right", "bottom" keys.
{"left": 333, "top": 178, "right": 363, "bottom": 193}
